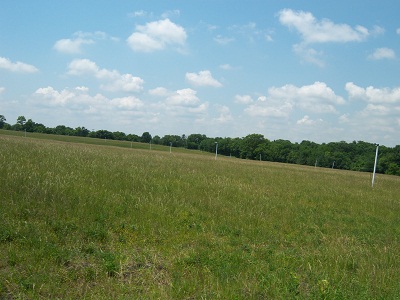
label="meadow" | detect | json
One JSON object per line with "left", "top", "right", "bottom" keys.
{"left": 1, "top": 132, "right": 399, "bottom": 299}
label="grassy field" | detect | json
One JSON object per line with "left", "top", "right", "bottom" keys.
{"left": 1, "top": 133, "right": 400, "bottom": 299}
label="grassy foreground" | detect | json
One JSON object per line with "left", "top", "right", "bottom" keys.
{"left": 1, "top": 134, "right": 399, "bottom": 299}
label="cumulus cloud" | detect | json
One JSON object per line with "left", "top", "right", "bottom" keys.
{"left": 148, "top": 87, "right": 209, "bottom": 118}
{"left": 148, "top": 87, "right": 170, "bottom": 97}
{"left": 344, "top": 82, "right": 400, "bottom": 142}
{"left": 368, "top": 47, "right": 396, "bottom": 60}
{"left": 166, "top": 88, "right": 200, "bottom": 106}
{"left": 127, "top": 19, "right": 187, "bottom": 52}
{"left": 110, "top": 96, "right": 144, "bottom": 110}
{"left": 35, "top": 86, "right": 77, "bottom": 105}
{"left": 278, "top": 9, "right": 378, "bottom": 66}
{"left": 245, "top": 81, "right": 344, "bottom": 117}
{"left": 0, "top": 57, "right": 38, "bottom": 73}
{"left": 297, "top": 115, "right": 322, "bottom": 125}
{"left": 67, "top": 59, "right": 144, "bottom": 92}
{"left": 278, "top": 9, "right": 370, "bottom": 44}
{"left": 346, "top": 82, "right": 400, "bottom": 104}
{"left": 54, "top": 31, "right": 117, "bottom": 54}
{"left": 215, "top": 105, "right": 233, "bottom": 123}
{"left": 54, "top": 38, "right": 94, "bottom": 54}
{"left": 34, "top": 86, "right": 143, "bottom": 112}
{"left": 186, "top": 70, "right": 222, "bottom": 87}
{"left": 235, "top": 95, "right": 254, "bottom": 104}
{"left": 293, "top": 44, "right": 325, "bottom": 67}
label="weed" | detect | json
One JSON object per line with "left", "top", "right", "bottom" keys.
{"left": 0, "top": 134, "right": 399, "bottom": 298}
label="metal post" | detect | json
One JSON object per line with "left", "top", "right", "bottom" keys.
{"left": 170, "top": 142, "right": 172, "bottom": 153}
{"left": 215, "top": 142, "right": 218, "bottom": 160}
{"left": 372, "top": 144, "right": 379, "bottom": 187}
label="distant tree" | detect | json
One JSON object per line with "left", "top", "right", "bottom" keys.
{"left": 0, "top": 115, "right": 6, "bottom": 128}
{"left": 187, "top": 134, "right": 207, "bottom": 150}
{"left": 24, "top": 119, "right": 36, "bottom": 132}
{"left": 90, "top": 130, "right": 114, "bottom": 139}
{"left": 141, "top": 132, "right": 152, "bottom": 143}
{"left": 17, "top": 115, "right": 26, "bottom": 126}
{"left": 13, "top": 115, "right": 26, "bottom": 131}
{"left": 113, "top": 131, "right": 126, "bottom": 140}
{"left": 152, "top": 135, "right": 161, "bottom": 144}
{"left": 75, "top": 126, "right": 90, "bottom": 137}
{"left": 161, "top": 135, "right": 183, "bottom": 147}
{"left": 33, "top": 123, "right": 47, "bottom": 133}
{"left": 199, "top": 138, "right": 219, "bottom": 152}
{"left": 240, "top": 134, "right": 265, "bottom": 159}
{"left": 54, "top": 125, "right": 74, "bottom": 136}
{"left": 126, "top": 134, "right": 140, "bottom": 142}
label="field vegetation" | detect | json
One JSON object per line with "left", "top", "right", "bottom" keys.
{"left": 1, "top": 114, "right": 400, "bottom": 176}
{"left": 1, "top": 133, "right": 400, "bottom": 299}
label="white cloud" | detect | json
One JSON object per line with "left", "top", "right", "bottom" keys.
{"left": 293, "top": 44, "right": 325, "bottom": 67}
{"left": 220, "top": 63, "right": 234, "bottom": 70}
{"left": 215, "top": 105, "right": 233, "bottom": 123}
{"left": 229, "top": 22, "right": 269, "bottom": 43}
{"left": 296, "top": 115, "right": 322, "bottom": 125}
{"left": 214, "top": 35, "right": 235, "bottom": 45}
{"left": 131, "top": 10, "right": 147, "bottom": 17}
{"left": 34, "top": 86, "right": 143, "bottom": 112}
{"left": 101, "top": 74, "right": 145, "bottom": 93}
{"left": 0, "top": 57, "right": 38, "bottom": 73}
{"left": 278, "top": 9, "right": 377, "bottom": 66}
{"left": 127, "top": 19, "right": 187, "bottom": 52}
{"left": 186, "top": 70, "right": 222, "bottom": 87}
{"left": 161, "top": 9, "right": 180, "bottom": 19}
{"left": 245, "top": 97, "right": 293, "bottom": 118}
{"left": 166, "top": 88, "right": 200, "bottom": 106}
{"left": 0, "top": 87, "right": 5, "bottom": 94}
{"left": 339, "top": 113, "right": 350, "bottom": 123}
{"left": 363, "top": 104, "right": 391, "bottom": 115}
{"left": 53, "top": 38, "right": 94, "bottom": 54}
{"left": 110, "top": 96, "right": 144, "bottom": 110}
{"left": 53, "top": 31, "right": 117, "bottom": 54}
{"left": 235, "top": 95, "right": 254, "bottom": 104}
{"left": 397, "top": 28, "right": 400, "bottom": 35}
{"left": 67, "top": 59, "right": 144, "bottom": 92}
{"left": 344, "top": 83, "right": 400, "bottom": 143}
{"left": 368, "top": 48, "right": 396, "bottom": 60}
{"left": 148, "top": 87, "right": 170, "bottom": 97}
{"left": 245, "top": 81, "right": 344, "bottom": 117}
{"left": 35, "top": 86, "right": 79, "bottom": 105}
{"left": 346, "top": 82, "right": 400, "bottom": 104}
{"left": 278, "top": 9, "right": 370, "bottom": 44}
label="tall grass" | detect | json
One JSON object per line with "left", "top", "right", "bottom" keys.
{"left": 1, "top": 134, "right": 399, "bottom": 299}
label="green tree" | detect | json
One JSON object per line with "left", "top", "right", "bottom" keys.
{"left": 141, "top": 132, "right": 152, "bottom": 143}
{"left": 75, "top": 127, "right": 90, "bottom": 137}
{"left": 113, "top": 131, "right": 126, "bottom": 140}
{"left": 240, "top": 134, "right": 265, "bottom": 159}
{"left": 13, "top": 115, "right": 26, "bottom": 131}
{"left": 187, "top": 134, "right": 207, "bottom": 150}
{"left": 0, "top": 115, "right": 6, "bottom": 128}
{"left": 152, "top": 135, "right": 161, "bottom": 144}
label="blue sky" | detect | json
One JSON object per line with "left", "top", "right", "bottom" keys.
{"left": 1, "top": 1, "right": 399, "bottom": 146}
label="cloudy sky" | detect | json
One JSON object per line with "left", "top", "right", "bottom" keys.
{"left": 1, "top": 1, "right": 399, "bottom": 146}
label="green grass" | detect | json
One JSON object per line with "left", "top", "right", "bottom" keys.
{"left": 1, "top": 133, "right": 400, "bottom": 299}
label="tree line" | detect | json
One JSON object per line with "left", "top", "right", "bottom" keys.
{"left": 1, "top": 114, "right": 399, "bottom": 176}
